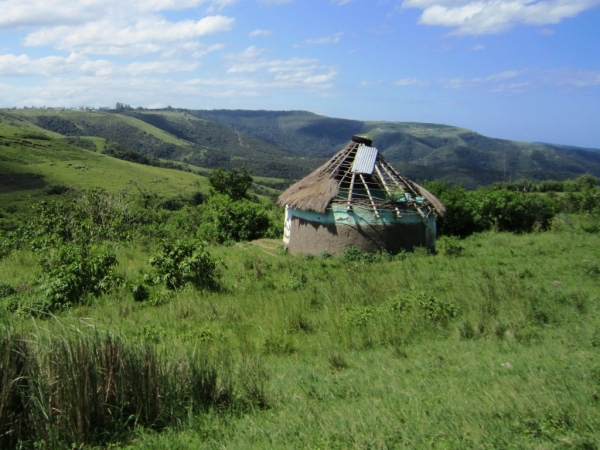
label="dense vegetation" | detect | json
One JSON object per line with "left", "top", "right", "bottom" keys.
{"left": 425, "top": 174, "right": 600, "bottom": 237}
{"left": 1, "top": 169, "right": 600, "bottom": 447}
{"left": 8, "top": 107, "right": 600, "bottom": 186}
{"left": 191, "top": 109, "right": 600, "bottom": 187}
{"left": 28, "top": 110, "right": 314, "bottom": 179}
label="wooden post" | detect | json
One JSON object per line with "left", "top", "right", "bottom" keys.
{"left": 359, "top": 173, "right": 380, "bottom": 219}
{"left": 375, "top": 164, "right": 401, "bottom": 218}
{"left": 346, "top": 172, "right": 356, "bottom": 211}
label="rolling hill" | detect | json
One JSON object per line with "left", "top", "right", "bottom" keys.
{"left": 3, "top": 107, "right": 600, "bottom": 191}
{"left": 10, "top": 109, "right": 316, "bottom": 181}
{"left": 195, "top": 109, "right": 600, "bottom": 188}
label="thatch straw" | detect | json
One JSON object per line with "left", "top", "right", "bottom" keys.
{"left": 412, "top": 183, "right": 446, "bottom": 217}
{"left": 278, "top": 139, "right": 445, "bottom": 216}
{"left": 277, "top": 171, "right": 340, "bottom": 214}
{"left": 277, "top": 143, "right": 355, "bottom": 213}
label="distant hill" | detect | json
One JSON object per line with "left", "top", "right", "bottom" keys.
{"left": 0, "top": 111, "right": 216, "bottom": 228}
{"left": 196, "top": 110, "right": 600, "bottom": 188}
{"left": 3, "top": 108, "right": 600, "bottom": 189}
{"left": 9, "top": 109, "right": 315, "bottom": 181}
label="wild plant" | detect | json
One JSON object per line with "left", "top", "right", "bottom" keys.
{"left": 37, "top": 244, "right": 118, "bottom": 311}
{"left": 149, "top": 240, "right": 221, "bottom": 291}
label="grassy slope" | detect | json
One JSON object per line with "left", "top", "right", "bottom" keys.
{"left": 0, "top": 114, "right": 209, "bottom": 218}
{"left": 13, "top": 109, "right": 193, "bottom": 147}
{"left": 2, "top": 227, "right": 599, "bottom": 448}
{"left": 0, "top": 111, "right": 286, "bottom": 219}
{"left": 5, "top": 109, "right": 316, "bottom": 180}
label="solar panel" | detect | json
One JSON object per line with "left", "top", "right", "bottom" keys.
{"left": 351, "top": 145, "right": 378, "bottom": 174}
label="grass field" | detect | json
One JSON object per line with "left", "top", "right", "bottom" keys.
{"left": 2, "top": 109, "right": 600, "bottom": 448}
{"left": 2, "top": 224, "right": 600, "bottom": 448}
{"left": 0, "top": 135, "right": 209, "bottom": 219}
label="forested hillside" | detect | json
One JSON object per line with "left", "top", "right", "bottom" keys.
{"left": 4, "top": 107, "right": 600, "bottom": 188}
{"left": 197, "top": 109, "right": 600, "bottom": 188}
{"left": 10, "top": 109, "right": 315, "bottom": 180}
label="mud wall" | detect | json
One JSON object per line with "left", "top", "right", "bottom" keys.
{"left": 285, "top": 216, "right": 435, "bottom": 255}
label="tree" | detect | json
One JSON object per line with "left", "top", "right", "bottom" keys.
{"left": 208, "top": 167, "right": 253, "bottom": 201}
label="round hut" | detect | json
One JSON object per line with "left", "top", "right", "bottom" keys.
{"left": 277, "top": 135, "right": 446, "bottom": 255}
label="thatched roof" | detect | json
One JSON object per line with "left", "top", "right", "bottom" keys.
{"left": 278, "top": 138, "right": 445, "bottom": 217}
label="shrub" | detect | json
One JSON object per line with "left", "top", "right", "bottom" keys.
{"left": 416, "top": 292, "right": 460, "bottom": 322}
{"left": 149, "top": 240, "right": 221, "bottom": 291}
{"left": 38, "top": 245, "right": 118, "bottom": 310}
{"left": 388, "top": 292, "right": 460, "bottom": 324}
{"left": 0, "top": 281, "right": 15, "bottom": 298}
{"left": 338, "top": 246, "right": 394, "bottom": 263}
{"left": 437, "top": 236, "right": 464, "bottom": 257}
{"left": 196, "top": 194, "right": 272, "bottom": 243}
{"left": 130, "top": 282, "right": 150, "bottom": 302}
{"left": 431, "top": 184, "right": 558, "bottom": 237}
{"left": 44, "top": 184, "right": 71, "bottom": 195}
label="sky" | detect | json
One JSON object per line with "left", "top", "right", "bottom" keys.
{"left": 0, "top": 0, "right": 599, "bottom": 148}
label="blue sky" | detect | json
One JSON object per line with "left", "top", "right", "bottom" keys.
{"left": 0, "top": 0, "right": 599, "bottom": 147}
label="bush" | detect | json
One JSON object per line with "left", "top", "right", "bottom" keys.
{"left": 38, "top": 245, "right": 118, "bottom": 310}
{"left": 44, "top": 184, "right": 71, "bottom": 195}
{"left": 0, "top": 281, "right": 15, "bottom": 298}
{"left": 425, "top": 182, "right": 558, "bottom": 237}
{"left": 196, "top": 194, "right": 273, "bottom": 243}
{"left": 149, "top": 240, "right": 221, "bottom": 291}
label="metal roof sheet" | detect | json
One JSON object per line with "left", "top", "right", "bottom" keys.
{"left": 351, "top": 145, "right": 378, "bottom": 174}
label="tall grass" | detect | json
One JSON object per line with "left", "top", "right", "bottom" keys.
{"left": 0, "top": 325, "right": 265, "bottom": 447}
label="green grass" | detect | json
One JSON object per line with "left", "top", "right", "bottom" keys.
{"left": 2, "top": 226, "right": 600, "bottom": 448}
{"left": 112, "top": 113, "right": 193, "bottom": 147}
{"left": 0, "top": 119, "right": 211, "bottom": 224}
{"left": 9, "top": 109, "right": 191, "bottom": 147}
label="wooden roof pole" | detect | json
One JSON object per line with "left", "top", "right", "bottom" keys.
{"left": 374, "top": 164, "right": 401, "bottom": 218}
{"left": 346, "top": 172, "right": 356, "bottom": 211}
{"left": 380, "top": 161, "right": 405, "bottom": 192}
{"left": 381, "top": 160, "right": 433, "bottom": 216}
{"left": 359, "top": 173, "right": 380, "bottom": 219}
{"left": 329, "top": 143, "right": 358, "bottom": 176}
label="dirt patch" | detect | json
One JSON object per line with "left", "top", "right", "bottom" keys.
{"left": 249, "top": 239, "right": 281, "bottom": 250}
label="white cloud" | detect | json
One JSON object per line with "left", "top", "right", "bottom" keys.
{"left": 471, "top": 44, "right": 485, "bottom": 50}
{"left": 125, "top": 60, "right": 200, "bottom": 75}
{"left": 333, "top": 0, "right": 356, "bottom": 4}
{"left": 0, "top": 51, "right": 220, "bottom": 78}
{"left": 492, "top": 81, "right": 531, "bottom": 92}
{"left": 294, "top": 32, "right": 343, "bottom": 47}
{"left": 549, "top": 69, "right": 600, "bottom": 88}
{"left": 258, "top": 0, "right": 293, "bottom": 4}
{"left": 250, "top": 29, "right": 273, "bottom": 38}
{"left": 443, "top": 70, "right": 522, "bottom": 88}
{"left": 207, "top": 0, "right": 237, "bottom": 12}
{"left": 0, "top": 53, "right": 77, "bottom": 76}
{"left": 360, "top": 80, "right": 384, "bottom": 86}
{"left": 0, "top": 0, "right": 236, "bottom": 30}
{"left": 392, "top": 68, "right": 600, "bottom": 92}
{"left": 223, "top": 46, "right": 337, "bottom": 89}
{"left": 393, "top": 77, "right": 429, "bottom": 86}
{"left": 401, "top": 0, "right": 600, "bottom": 35}
{"left": 24, "top": 16, "right": 235, "bottom": 56}
{"left": 539, "top": 27, "right": 555, "bottom": 35}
